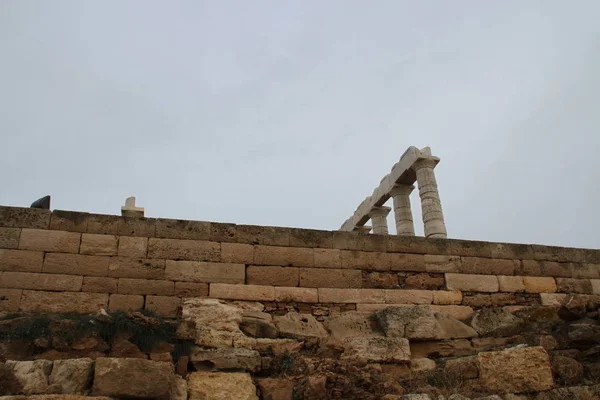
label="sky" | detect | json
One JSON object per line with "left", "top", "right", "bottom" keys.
{"left": 1, "top": 1, "right": 599, "bottom": 249}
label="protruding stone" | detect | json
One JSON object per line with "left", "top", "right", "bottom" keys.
{"left": 470, "top": 308, "right": 523, "bottom": 337}
{"left": 341, "top": 336, "right": 411, "bottom": 364}
{"left": 187, "top": 371, "right": 258, "bottom": 400}
{"left": 92, "top": 358, "right": 174, "bottom": 398}
{"left": 49, "top": 358, "right": 93, "bottom": 394}
{"left": 273, "top": 312, "right": 328, "bottom": 339}
{"left": 190, "top": 347, "right": 262, "bottom": 372}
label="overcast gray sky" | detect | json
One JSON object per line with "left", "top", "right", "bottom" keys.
{"left": 1, "top": 1, "right": 599, "bottom": 249}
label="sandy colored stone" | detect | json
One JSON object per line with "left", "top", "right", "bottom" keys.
{"left": 571, "top": 262, "right": 600, "bottom": 278}
{"left": 117, "top": 216, "right": 156, "bottom": 237}
{"left": 299, "top": 268, "right": 362, "bottom": 288}
{"left": 210, "top": 283, "right": 274, "bottom": 301}
{"left": 424, "top": 255, "right": 461, "bottom": 273}
{"left": 445, "top": 273, "right": 499, "bottom": 292}
{"left": 555, "top": 277, "right": 593, "bottom": 294}
{"left": 403, "top": 272, "right": 444, "bottom": 290}
{"left": 498, "top": 275, "right": 525, "bottom": 292}
{"left": 49, "top": 358, "right": 93, "bottom": 394}
{"left": 0, "top": 249, "right": 44, "bottom": 272}
{"left": 145, "top": 295, "right": 181, "bottom": 317}
{"left": 445, "top": 356, "right": 479, "bottom": 379}
{"left": 0, "top": 227, "right": 21, "bottom": 249}
{"left": 289, "top": 228, "right": 332, "bottom": 248}
{"left": 432, "top": 290, "right": 462, "bottom": 305}
{"left": 0, "top": 271, "right": 82, "bottom": 291}
{"left": 117, "top": 236, "right": 148, "bottom": 258}
{"left": 117, "top": 278, "right": 174, "bottom": 295}
{"left": 19, "top": 229, "right": 80, "bottom": 253}
{"left": 430, "top": 305, "right": 474, "bottom": 320}
{"left": 274, "top": 312, "right": 328, "bottom": 339}
{"left": 221, "top": 242, "right": 254, "bottom": 264}
{"left": 108, "top": 257, "right": 166, "bottom": 279}
{"left": 147, "top": 238, "right": 220, "bottom": 261}
{"left": 108, "top": 294, "right": 144, "bottom": 312}
{"left": 190, "top": 347, "right": 261, "bottom": 371}
{"left": 471, "top": 308, "right": 523, "bottom": 337}
{"left": 318, "top": 288, "right": 384, "bottom": 303}
{"left": 522, "top": 277, "right": 557, "bottom": 293}
{"left": 341, "top": 250, "right": 425, "bottom": 272}
{"left": 237, "top": 224, "right": 291, "bottom": 246}
{"left": 92, "top": 358, "right": 173, "bottom": 398}
{"left": 49, "top": 210, "right": 88, "bottom": 232}
{"left": 592, "top": 279, "right": 600, "bottom": 295}
{"left": 253, "top": 245, "right": 314, "bottom": 267}
{"left": 209, "top": 222, "right": 236, "bottom": 242}
{"left": 0, "top": 206, "right": 51, "bottom": 229}
{"left": 410, "top": 339, "right": 474, "bottom": 358}
{"left": 246, "top": 266, "right": 298, "bottom": 286}
{"left": 384, "top": 289, "right": 433, "bottom": 304}
{"left": 540, "top": 293, "right": 567, "bottom": 306}
{"left": 79, "top": 234, "right": 118, "bottom": 256}
{"left": 0, "top": 288, "right": 22, "bottom": 311}
{"left": 274, "top": 287, "right": 318, "bottom": 302}
{"left": 187, "top": 371, "right": 258, "bottom": 400}
{"left": 256, "top": 378, "right": 294, "bottom": 400}
{"left": 155, "top": 218, "right": 210, "bottom": 240}
{"left": 460, "top": 257, "right": 518, "bottom": 275}
{"left": 82, "top": 277, "right": 118, "bottom": 293}
{"left": 171, "top": 376, "right": 188, "bottom": 400}
{"left": 20, "top": 290, "right": 108, "bottom": 313}
{"left": 478, "top": 346, "right": 553, "bottom": 393}
{"left": 314, "top": 248, "right": 341, "bottom": 267}
{"left": 174, "top": 282, "right": 209, "bottom": 297}
{"left": 165, "top": 260, "right": 245, "bottom": 284}
{"left": 44, "top": 253, "right": 110, "bottom": 277}
{"left": 85, "top": 213, "right": 120, "bottom": 235}
{"left": 5, "top": 360, "right": 53, "bottom": 395}
{"left": 324, "top": 312, "right": 377, "bottom": 339}
{"left": 341, "top": 337, "right": 411, "bottom": 364}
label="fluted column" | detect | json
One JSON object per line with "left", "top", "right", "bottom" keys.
{"left": 368, "top": 206, "right": 391, "bottom": 235}
{"left": 390, "top": 184, "right": 415, "bottom": 236}
{"left": 413, "top": 159, "right": 447, "bottom": 238}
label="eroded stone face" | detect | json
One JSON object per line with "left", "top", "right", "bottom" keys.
{"left": 190, "top": 347, "right": 262, "bottom": 372}
{"left": 48, "top": 358, "right": 93, "bottom": 394}
{"left": 4, "top": 360, "right": 52, "bottom": 395}
{"left": 92, "top": 358, "right": 174, "bottom": 398}
{"left": 273, "top": 312, "right": 328, "bottom": 339}
{"left": 341, "top": 337, "right": 411, "bottom": 364}
{"left": 187, "top": 371, "right": 258, "bottom": 400}
{"left": 324, "top": 312, "right": 378, "bottom": 339}
{"left": 471, "top": 308, "right": 523, "bottom": 337}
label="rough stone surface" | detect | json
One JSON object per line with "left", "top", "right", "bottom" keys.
{"left": 445, "top": 356, "right": 480, "bottom": 379}
{"left": 341, "top": 337, "right": 411, "bottom": 364}
{"left": 239, "top": 312, "right": 279, "bottom": 339}
{"left": 478, "top": 346, "right": 554, "bottom": 393}
{"left": 324, "top": 312, "right": 377, "bottom": 338}
{"left": 551, "top": 355, "right": 583, "bottom": 386}
{"left": 471, "top": 308, "right": 524, "bottom": 337}
{"left": 5, "top": 360, "right": 53, "bottom": 395}
{"left": 190, "top": 347, "right": 262, "bottom": 371}
{"left": 274, "top": 312, "right": 328, "bottom": 339}
{"left": 49, "top": 358, "right": 93, "bottom": 394}
{"left": 410, "top": 339, "right": 474, "bottom": 358}
{"left": 19, "top": 291, "right": 108, "bottom": 314}
{"left": 187, "top": 371, "right": 258, "bottom": 400}
{"left": 92, "top": 357, "right": 173, "bottom": 398}
{"left": 445, "top": 273, "right": 499, "bottom": 292}
{"left": 257, "top": 378, "right": 294, "bottom": 400}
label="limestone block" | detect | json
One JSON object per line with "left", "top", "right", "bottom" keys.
{"left": 432, "top": 290, "right": 462, "bottom": 305}
{"left": 210, "top": 283, "right": 275, "bottom": 301}
{"left": 221, "top": 242, "right": 254, "bottom": 264}
{"left": 117, "top": 236, "right": 148, "bottom": 258}
{"left": 540, "top": 293, "right": 567, "bottom": 306}
{"left": 145, "top": 295, "right": 181, "bottom": 317}
{"left": 403, "top": 273, "right": 444, "bottom": 290}
{"left": 274, "top": 287, "right": 318, "bottom": 303}
{"left": 49, "top": 210, "right": 89, "bottom": 232}
{"left": 239, "top": 312, "right": 278, "bottom": 338}
{"left": 190, "top": 347, "right": 262, "bottom": 371}
{"left": 44, "top": 254, "right": 108, "bottom": 277}
{"left": 92, "top": 358, "right": 173, "bottom": 398}
{"left": 384, "top": 289, "right": 433, "bottom": 304}
{"left": 490, "top": 242, "right": 534, "bottom": 260}
{"left": 19, "top": 229, "right": 80, "bottom": 253}
{"left": 49, "top": 358, "right": 93, "bottom": 394}
{"left": 470, "top": 308, "right": 523, "bottom": 337}
{"left": 522, "top": 277, "right": 557, "bottom": 293}
{"left": 556, "top": 278, "right": 593, "bottom": 294}
{"left": 171, "top": 376, "right": 188, "bottom": 400}
{"left": 86, "top": 213, "right": 120, "bottom": 235}
{"left": 5, "top": 360, "right": 52, "bottom": 394}
{"left": 289, "top": 228, "right": 333, "bottom": 248}
{"left": 386, "top": 235, "right": 428, "bottom": 254}
{"left": 174, "top": 282, "right": 209, "bottom": 297}
{"left": 246, "top": 266, "right": 298, "bottom": 286}
{"left": 445, "top": 273, "right": 499, "bottom": 292}
{"left": 410, "top": 339, "right": 474, "bottom": 358}
{"left": 324, "top": 312, "right": 377, "bottom": 338}
{"left": 445, "top": 356, "right": 479, "bottom": 379}
{"left": 236, "top": 224, "right": 290, "bottom": 246}
{"left": 165, "top": 260, "right": 245, "bottom": 284}
{"left": 318, "top": 288, "right": 385, "bottom": 304}
{"left": 79, "top": 234, "right": 118, "bottom": 256}
{"left": 253, "top": 245, "right": 314, "bottom": 267}
{"left": 187, "top": 371, "right": 258, "bottom": 400}
{"left": 108, "top": 257, "right": 166, "bottom": 279}
{"left": 333, "top": 230, "right": 387, "bottom": 252}
{"left": 424, "top": 255, "right": 461, "bottom": 273}
{"left": 460, "top": 257, "right": 518, "bottom": 275}
{"left": 592, "top": 279, "right": 600, "bottom": 295}
{"left": 314, "top": 248, "right": 341, "bottom": 268}
{"left": 498, "top": 276, "right": 525, "bottom": 293}
{"left": 256, "top": 378, "right": 295, "bottom": 400}
{"left": 430, "top": 305, "right": 474, "bottom": 320}
{"left": 117, "top": 216, "right": 156, "bottom": 237}
{"left": 117, "top": 278, "right": 174, "bottom": 295}
{"left": 82, "top": 277, "right": 118, "bottom": 293}
{"left": 341, "top": 251, "right": 425, "bottom": 272}
{"left": 209, "top": 222, "right": 237, "bottom": 243}
{"left": 148, "top": 238, "right": 220, "bottom": 261}
{"left": 274, "top": 312, "right": 328, "bottom": 339}
{"left": 0, "top": 206, "right": 51, "bottom": 229}
{"left": 518, "top": 260, "right": 542, "bottom": 276}
{"left": 299, "top": 268, "right": 362, "bottom": 288}
{"left": 0, "top": 227, "right": 21, "bottom": 249}
{"left": 19, "top": 291, "right": 108, "bottom": 313}
{"left": 155, "top": 218, "right": 210, "bottom": 240}
{"left": 0, "top": 272, "right": 83, "bottom": 291}
{"left": 108, "top": 294, "right": 144, "bottom": 312}
{"left": 478, "top": 346, "right": 553, "bottom": 393}
{"left": 0, "top": 249, "right": 44, "bottom": 272}
{"left": 341, "top": 337, "right": 411, "bottom": 364}
{"left": 571, "top": 262, "right": 600, "bottom": 279}
{"left": 0, "top": 288, "right": 22, "bottom": 311}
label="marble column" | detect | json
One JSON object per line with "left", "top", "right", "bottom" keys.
{"left": 368, "top": 206, "right": 391, "bottom": 235}
{"left": 413, "top": 159, "right": 447, "bottom": 238}
{"left": 390, "top": 184, "right": 415, "bottom": 236}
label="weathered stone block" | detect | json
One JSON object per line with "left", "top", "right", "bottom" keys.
{"left": 209, "top": 222, "right": 237, "bottom": 243}
{"left": 175, "top": 282, "right": 209, "bottom": 297}
{"left": 79, "top": 233, "right": 118, "bottom": 256}
{"left": 445, "top": 356, "right": 480, "bottom": 380}
{"left": 519, "top": 260, "right": 542, "bottom": 276}
{"left": 254, "top": 245, "right": 314, "bottom": 267}
{"left": 165, "top": 260, "right": 245, "bottom": 284}
{"left": 384, "top": 289, "right": 433, "bottom": 304}
{"left": 460, "top": 257, "right": 518, "bottom": 275}
{"left": 445, "top": 273, "right": 499, "bottom": 292}
{"left": 341, "top": 251, "right": 424, "bottom": 272}
{"left": 556, "top": 278, "right": 593, "bottom": 294}
{"left": 0, "top": 271, "right": 83, "bottom": 291}
{"left": 471, "top": 308, "right": 523, "bottom": 337}
{"left": 430, "top": 305, "right": 474, "bottom": 320}
{"left": 187, "top": 371, "right": 258, "bottom": 400}
{"left": 0, "top": 206, "right": 51, "bottom": 229}
{"left": 86, "top": 213, "right": 121, "bottom": 235}
{"left": 363, "top": 271, "right": 399, "bottom": 288}
{"left": 274, "top": 311, "right": 328, "bottom": 339}
{"left": 478, "top": 346, "right": 553, "bottom": 393}
{"left": 155, "top": 218, "right": 210, "bottom": 240}
{"left": 210, "top": 283, "right": 275, "bottom": 301}
{"left": 274, "top": 286, "right": 318, "bottom": 302}
{"left": 299, "top": 268, "right": 362, "bottom": 288}
{"left": 341, "top": 337, "right": 411, "bottom": 364}
{"left": 522, "top": 277, "right": 557, "bottom": 293}
{"left": 498, "top": 276, "right": 525, "bottom": 292}
{"left": 314, "top": 248, "right": 341, "bottom": 268}
{"left": 4, "top": 359, "right": 52, "bottom": 394}
{"left": 247, "top": 265, "right": 298, "bottom": 286}
{"left": 19, "top": 229, "right": 80, "bottom": 253}
{"left": 433, "top": 290, "right": 462, "bottom": 305}
{"left": 0, "top": 288, "right": 22, "bottom": 311}
{"left": 82, "top": 276, "right": 118, "bottom": 293}
{"left": 0, "top": 227, "right": 21, "bottom": 249}
{"left": 148, "top": 238, "right": 220, "bottom": 262}
{"left": 118, "top": 278, "right": 174, "bottom": 295}
{"left": 410, "top": 339, "right": 474, "bottom": 358}
{"left": 146, "top": 295, "right": 181, "bottom": 317}
{"left": 190, "top": 347, "right": 262, "bottom": 371}
{"left": 592, "top": 279, "right": 600, "bottom": 295}
{"left": 20, "top": 290, "right": 108, "bottom": 313}
{"left": 117, "top": 236, "right": 148, "bottom": 258}
{"left": 93, "top": 358, "right": 174, "bottom": 398}
{"left": 236, "top": 225, "right": 290, "bottom": 246}
{"left": 490, "top": 242, "right": 534, "bottom": 260}
{"left": 333, "top": 231, "right": 387, "bottom": 252}
{"left": 386, "top": 235, "right": 428, "bottom": 254}
{"left": 49, "top": 358, "right": 94, "bottom": 394}
{"left": 221, "top": 242, "right": 254, "bottom": 264}
{"left": 109, "top": 257, "right": 166, "bottom": 279}
{"left": 0, "top": 249, "right": 44, "bottom": 272}
{"left": 540, "top": 293, "right": 567, "bottom": 306}
{"left": 44, "top": 253, "right": 110, "bottom": 277}
{"left": 50, "top": 210, "right": 89, "bottom": 232}
{"left": 318, "top": 288, "right": 385, "bottom": 304}
{"left": 109, "top": 293, "right": 144, "bottom": 312}
{"left": 289, "top": 228, "right": 332, "bottom": 248}
{"left": 424, "top": 255, "right": 461, "bottom": 273}
{"left": 117, "top": 216, "right": 156, "bottom": 237}
{"left": 532, "top": 244, "right": 580, "bottom": 263}
{"left": 403, "top": 272, "right": 445, "bottom": 290}
{"left": 571, "top": 262, "right": 600, "bottom": 279}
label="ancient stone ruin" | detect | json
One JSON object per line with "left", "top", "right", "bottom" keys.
{"left": 0, "top": 150, "right": 599, "bottom": 399}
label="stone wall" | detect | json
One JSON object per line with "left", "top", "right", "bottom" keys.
{"left": 1, "top": 205, "right": 599, "bottom": 319}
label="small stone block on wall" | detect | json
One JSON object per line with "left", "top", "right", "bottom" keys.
{"left": 109, "top": 294, "right": 144, "bottom": 312}
{"left": 146, "top": 295, "right": 181, "bottom": 318}
{"left": 0, "top": 288, "right": 22, "bottom": 312}
{"left": 210, "top": 283, "right": 275, "bottom": 301}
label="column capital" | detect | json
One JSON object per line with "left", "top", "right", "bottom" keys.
{"left": 353, "top": 225, "right": 372, "bottom": 234}
{"left": 390, "top": 184, "right": 415, "bottom": 197}
{"left": 412, "top": 158, "right": 438, "bottom": 171}
{"left": 368, "top": 206, "right": 391, "bottom": 218}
